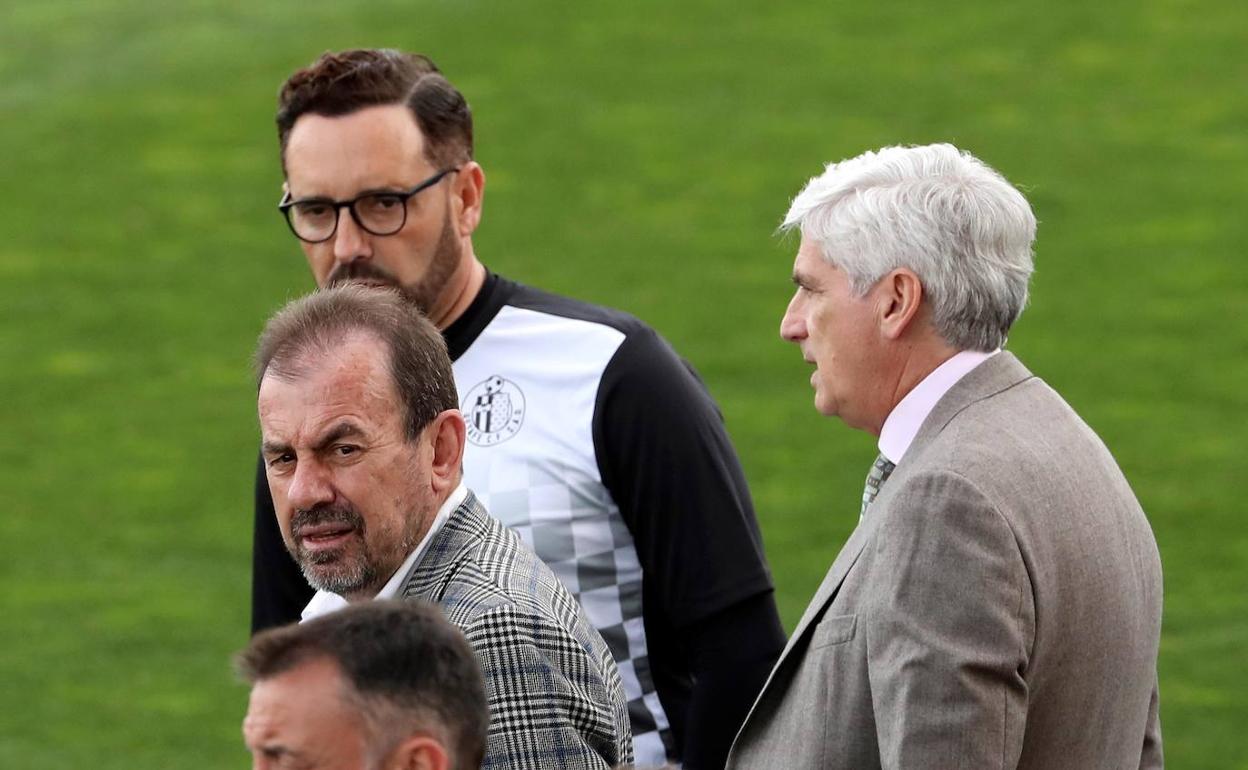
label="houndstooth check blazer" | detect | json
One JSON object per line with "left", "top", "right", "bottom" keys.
{"left": 399, "top": 491, "right": 633, "bottom": 769}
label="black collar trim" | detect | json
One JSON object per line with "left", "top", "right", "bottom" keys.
{"left": 443, "top": 270, "right": 508, "bottom": 361}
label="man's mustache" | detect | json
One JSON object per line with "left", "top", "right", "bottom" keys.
{"left": 291, "top": 503, "right": 365, "bottom": 536}
{"left": 326, "top": 261, "right": 401, "bottom": 289}
{"left": 326, "top": 262, "right": 428, "bottom": 307}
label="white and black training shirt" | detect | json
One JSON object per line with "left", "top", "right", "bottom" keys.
{"left": 252, "top": 272, "right": 785, "bottom": 767}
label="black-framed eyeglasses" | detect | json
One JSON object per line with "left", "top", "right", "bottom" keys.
{"left": 278, "top": 168, "right": 459, "bottom": 243}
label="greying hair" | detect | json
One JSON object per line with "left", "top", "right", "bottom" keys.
{"left": 236, "top": 600, "right": 488, "bottom": 770}
{"left": 782, "top": 143, "right": 1036, "bottom": 351}
{"left": 254, "top": 284, "right": 458, "bottom": 440}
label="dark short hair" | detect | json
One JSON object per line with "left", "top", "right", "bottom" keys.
{"left": 254, "top": 284, "right": 458, "bottom": 440}
{"left": 236, "top": 600, "right": 487, "bottom": 769}
{"left": 276, "top": 49, "right": 473, "bottom": 171}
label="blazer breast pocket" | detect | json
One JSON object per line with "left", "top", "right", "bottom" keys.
{"left": 810, "top": 613, "right": 857, "bottom": 649}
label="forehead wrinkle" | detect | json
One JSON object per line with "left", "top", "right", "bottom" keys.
{"left": 260, "top": 332, "right": 403, "bottom": 445}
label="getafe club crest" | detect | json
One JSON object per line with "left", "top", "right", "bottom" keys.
{"left": 463, "top": 375, "right": 526, "bottom": 446}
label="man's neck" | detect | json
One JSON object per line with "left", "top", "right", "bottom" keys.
{"left": 429, "top": 254, "right": 487, "bottom": 330}
{"left": 337, "top": 483, "right": 464, "bottom": 605}
{"left": 869, "top": 339, "right": 960, "bottom": 437}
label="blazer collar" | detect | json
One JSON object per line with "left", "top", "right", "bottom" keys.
{"left": 736, "top": 352, "right": 1037, "bottom": 748}
{"left": 397, "top": 490, "right": 490, "bottom": 601}
{"left": 908, "top": 350, "right": 1034, "bottom": 455}
{"left": 788, "top": 352, "right": 1034, "bottom": 647}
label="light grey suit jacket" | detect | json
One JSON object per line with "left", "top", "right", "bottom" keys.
{"left": 728, "top": 353, "right": 1163, "bottom": 769}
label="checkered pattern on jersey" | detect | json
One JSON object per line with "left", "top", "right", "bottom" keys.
{"left": 473, "top": 459, "right": 675, "bottom": 763}
{"left": 401, "top": 493, "right": 633, "bottom": 770}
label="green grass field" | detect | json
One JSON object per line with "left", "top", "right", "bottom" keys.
{"left": 2, "top": 0, "right": 1245, "bottom": 766}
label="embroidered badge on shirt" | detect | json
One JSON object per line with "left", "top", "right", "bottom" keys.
{"left": 463, "top": 375, "right": 526, "bottom": 446}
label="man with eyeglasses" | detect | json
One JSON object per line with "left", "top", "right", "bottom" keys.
{"left": 254, "top": 49, "right": 785, "bottom": 769}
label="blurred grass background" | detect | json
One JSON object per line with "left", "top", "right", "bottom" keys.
{"left": 1, "top": 0, "right": 1244, "bottom": 766}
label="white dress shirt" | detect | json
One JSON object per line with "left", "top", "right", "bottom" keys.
{"left": 878, "top": 350, "right": 999, "bottom": 464}
{"left": 300, "top": 482, "right": 469, "bottom": 622}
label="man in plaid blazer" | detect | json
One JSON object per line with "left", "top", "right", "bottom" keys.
{"left": 255, "top": 284, "right": 632, "bottom": 769}
{"left": 399, "top": 489, "right": 631, "bottom": 768}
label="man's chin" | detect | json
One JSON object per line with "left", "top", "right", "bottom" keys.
{"left": 297, "top": 554, "right": 376, "bottom": 597}
{"left": 812, "top": 391, "right": 833, "bottom": 417}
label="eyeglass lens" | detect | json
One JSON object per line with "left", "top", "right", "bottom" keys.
{"left": 289, "top": 193, "right": 408, "bottom": 241}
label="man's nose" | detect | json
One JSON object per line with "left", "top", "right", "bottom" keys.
{"left": 286, "top": 459, "right": 336, "bottom": 512}
{"left": 780, "top": 296, "right": 806, "bottom": 342}
{"left": 332, "top": 206, "right": 371, "bottom": 265}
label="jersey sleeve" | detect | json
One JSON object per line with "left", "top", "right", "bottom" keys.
{"left": 592, "top": 326, "right": 776, "bottom": 625}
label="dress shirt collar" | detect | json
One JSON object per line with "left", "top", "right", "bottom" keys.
{"left": 878, "top": 349, "right": 999, "bottom": 464}
{"left": 300, "top": 482, "right": 468, "bottom": 622}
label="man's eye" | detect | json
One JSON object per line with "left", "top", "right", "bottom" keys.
{"left": 359, "top": 195, "right": 404, "bottom": 215}
{"left": 295, "top": 202, "right": 333, "bottom": 220}
{"left": 267, "top": 453, "right": 294, "bottom": 468}
{"left": 334, "top": 445, "right": 359, "bottom": 457}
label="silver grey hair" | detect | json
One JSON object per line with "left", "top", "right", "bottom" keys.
{"left": 782, "top": 143, "right": 1036, "bottom": 351}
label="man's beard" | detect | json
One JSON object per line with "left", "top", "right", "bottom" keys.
{"left": 287, "top": 503, "right": 418, "bottom": 598}
{"left": 288, "top": 503, "right": 377, "bottom": 596}
{"left": 326, "top": 208, "right": 461, "bottom": 315}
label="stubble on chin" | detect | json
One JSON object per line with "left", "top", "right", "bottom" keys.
{"left": 324, "top": 210, "right": 462, "bottom": 317}
{"left": 296, "top": 535, "right": 380, "bottom": 598}
{"left": 288, "top": 504, "right": 380, "bottom": 597}
{"left": 294, "top": 521, "right": 426, "bottom": 599}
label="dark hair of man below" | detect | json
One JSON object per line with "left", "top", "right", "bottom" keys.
{"left": 236, "top": 599, "right": 487, "bottom": 768}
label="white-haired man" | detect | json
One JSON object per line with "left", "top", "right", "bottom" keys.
{"left": 728, "top": 144, "right": 1163, "bottom": 769}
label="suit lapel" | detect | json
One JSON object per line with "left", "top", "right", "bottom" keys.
{"left": 781, "top": 353, "right": 1033, "bottom": 651}
{"left": 786, "top": 507, "right": 883, "bottom": 650}
{"left": 741, "top": 352, "right": 1037, "bottom": 736}
{"left": 398, "top": 492, "right": 487, "bottom": 602}
{"left": 738, "top": 501, "right": 889, "bottom": 738}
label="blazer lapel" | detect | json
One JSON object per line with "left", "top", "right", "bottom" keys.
{"left": 787, "top": 508, "right": 883, "bottom": 649}
{"left": 738, "top": 353, "right": 1037, "bottom": 745}
{"left": 744, "top": 496, "right": 891, "bottom": 726}
{"left": 782, "top": 354, "right": 1032, "bottom": 650}
{"left": 398, "top": 492, "right": 486, "bottom": 602}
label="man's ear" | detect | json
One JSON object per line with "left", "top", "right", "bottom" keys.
{"left": 384, "top": 735, "right": 450, "bottom": 770}
{"left": 876, "top": 268, "right": 925, "bottom": 341}
{"left": 426, "top": 409, "right": 466, "bottom": 495}
{"left": 450, "top": 162, "right": 485, "bottom": 238}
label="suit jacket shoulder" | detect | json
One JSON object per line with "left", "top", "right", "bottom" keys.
{"left": 730, "top": 353, "right": 1162, "bottom": 770}
{"left": 401, "top": 492, "right": 633, "bottom": 770}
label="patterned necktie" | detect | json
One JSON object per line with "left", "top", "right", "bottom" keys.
{"left": 860, "top": 453, "right": 897, "bottom": 521}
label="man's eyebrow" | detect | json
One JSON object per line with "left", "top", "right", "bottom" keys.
{"left": 356, "top": 185, "right": 408, "bottom": 196}
{"left": 314, "top": 421, "right": 367, "bottom": 450}
{"left": 261, "top": 439, "right": 292, "bottom": 457}
{"left": 261, "top": 422, "right": 366, "bottom": 456}
{"left": 286, "top": 192, "right": 332, "bottom": 204}
{"left": 289, "top": 185, "right": 407, "bottom": 203}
